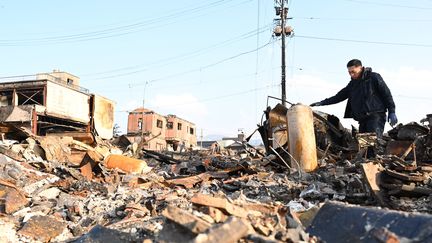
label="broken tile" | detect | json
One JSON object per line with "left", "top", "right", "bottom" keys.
{"left": 0, "top": 184, "right": 28, "bottom": 214}
{"left": 193, "top": 217, "right": 252, "bottom": 243}
{"left": 19, "top": 215, "right": 66, "bottom": 242}
{"left": 162, "top": 205, "right": 212, "bottom": 234}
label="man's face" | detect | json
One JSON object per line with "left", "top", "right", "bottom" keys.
{"left": 347, "top": 65, "right": 363, "bottom": 80}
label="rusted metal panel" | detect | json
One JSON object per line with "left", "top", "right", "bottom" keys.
{"left": 45, "top": 81, "right": 90, "bottom": 123}
{"left": 385, "top": 140, "right": 413, "bottom": 157}
{"left": 269, "top": 104, "right": 288, "bottom": 149}
{"left": 92, "top": 95, "right": 115, "bottom": 140}
{"left": 104, "top": 154, "right": 152, "bottom": 174}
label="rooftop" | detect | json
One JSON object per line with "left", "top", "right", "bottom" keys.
{"left": 0, "top": 73, "right": 89, "bottom": 94}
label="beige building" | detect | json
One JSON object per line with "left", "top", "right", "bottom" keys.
{"left": 127, "top": 108, "right": 197, "bottom": 151}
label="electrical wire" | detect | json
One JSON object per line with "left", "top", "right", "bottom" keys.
{"left": 95, "top": 65, "right": 281, "bottom": 93}
{"left": 343, "top": 0, "right": 432, "bottom": 10}
{"left": 0, "top": 0, "right": 251, "bottom": 46}
{"left": 292, "top": 16, "right": 432, "bottom": 22}
{"left": 82, "top": 24, "right": 272, "bottom": 78}
{"left": 120, "top": 40, "right": 276, "bottom": 86}
{"left": 295, "top": 35, "right": 432, "bottom": 47}
{"left": 2, "top": 0, "right": 231, "bottom": 41}
{"left": 255, "top": 0, "right": 261, "bottom": 123}
{"left": 114, "top": 84, "right": 280, "bottom": 113}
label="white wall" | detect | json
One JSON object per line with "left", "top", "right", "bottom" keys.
{"left": 46, "top": 81, "right": 90, "bottom": 123}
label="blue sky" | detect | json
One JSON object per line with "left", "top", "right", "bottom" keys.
{"left": 1, "top": 0, "right": 432, "bottom": 139}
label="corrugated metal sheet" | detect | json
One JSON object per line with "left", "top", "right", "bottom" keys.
{"left": 93, "top": 95, "right": 115, "bottom": 140}
{"left": 45, "top": 81, "right": 90, "bottom": 123}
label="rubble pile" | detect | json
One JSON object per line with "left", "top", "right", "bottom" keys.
{"left": 0, "top": 127, "right": 317, "bottom": 242}
{"left": 0, "top": 112, "right": 432, "bottom": 242}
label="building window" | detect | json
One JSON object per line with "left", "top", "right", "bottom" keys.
{"left": 190, "top": 127, "right": 194, "bottom": 135}
{"left": 157, "top": 119, "right": 163, "bottom": 128}
{"left": 138, "top": 118, "right": 143, "bottom": 130}
{"left": 0, "top": 91, "right": 13, "bottom": 106}
{"left": 178, "top": 123, "right": 182, "bottom": 130}
{"left": 17, "top": 89, "right": 44, "bottom": 105}
{"left": 67, "top": 78, "right": 74, "bottom": 85}
{"left": 167, "top": 122, "right": 173, "bottom": 129}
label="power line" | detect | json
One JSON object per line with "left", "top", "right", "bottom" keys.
{"left": 82, "top": 24, "right": 272, "bottom": 78}
{"left": 255, "top": 0, "right": 261, "bottom": 123}
{"left": 93, "top": 37, "right": 274, "bottom": 82}
{"left": 151, "top": 84, "right": 280, "bottom": 110}
{"left": 115, "top": 84, "right": 279, "bottom": 113}
{"left": 14, "top": 1, "right": 208, "bottom": 36}
{"left": 292, "top": 16, "right": 432, "bottom": 22}
{"left": 0, "top": 0, "right": 251, "bottom": 46}
{"left": 343, "top": 0, "right": 432, "bottom": 10}
{"left": 295, "top": 35, "right": 432, "bottom": 47}
{"left": 99, "top": 64, "right": 290, "bottom": 93}
{"left": 1, "top": 0, "right": 231, "bottom": 42}
{"left": 122, "top": 40, "right": 276, "bottom": 86}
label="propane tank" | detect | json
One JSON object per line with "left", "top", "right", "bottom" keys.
{"left": 287, "top": 104, "right": 318, "bottom": 172}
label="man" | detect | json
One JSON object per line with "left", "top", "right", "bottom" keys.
{"left": 310, "top": 59, "right": 397, "bottom": 137}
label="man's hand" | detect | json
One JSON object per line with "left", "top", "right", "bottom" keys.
{"left": 310, "top": 101, "right": 322, "bottom": 107}
{"left": 388, "top": 113, "right": 398, "bottom": 126}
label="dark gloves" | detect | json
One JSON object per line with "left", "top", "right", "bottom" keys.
{"left": 310, "top": 101, "right": 323, "bottom": 107}
{"left": 388, "top": 112, "right": 398, "bottom": 126}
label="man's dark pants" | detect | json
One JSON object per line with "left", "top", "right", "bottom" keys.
{"left": 358, "top": 112, "right": 386, "bottom": 157}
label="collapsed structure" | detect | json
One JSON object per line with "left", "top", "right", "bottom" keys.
{"left": 0, "top": 71, "right": 115, "bottom": 140}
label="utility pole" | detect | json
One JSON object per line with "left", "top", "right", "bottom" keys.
{"left": 273, "top": 0, "right": 293, "bottom": 106}
{"left": 280, "top": 0, "right": 287, "bottom": 106}
{"left": 141, "top": 81, "right": 149, "bottom": 147}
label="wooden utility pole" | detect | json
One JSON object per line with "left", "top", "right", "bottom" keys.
{"left": 141, "top": 81, "right": 149, "bottom": 147}
{"left": 273, "top": 0, "right": 293, "bottom": 106}
{"left": 280, "top": 0, "right": 287, "bottom": 106}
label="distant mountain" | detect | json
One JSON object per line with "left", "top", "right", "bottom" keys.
{"left": 201, "top": 134, "right": 224, "bottom": 141}
{"left": 199, "top": 134, "right": 263, "bottom": 146}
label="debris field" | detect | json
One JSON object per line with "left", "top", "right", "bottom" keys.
{"left": 1, "top": 108, "right": 432, "bottom": 243}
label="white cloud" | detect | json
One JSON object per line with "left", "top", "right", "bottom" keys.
{"left": 380, "top": 67, "right": 432, "bottom": 124}
{"left": 380, "top": 67, "right": 432, "bottom": 97}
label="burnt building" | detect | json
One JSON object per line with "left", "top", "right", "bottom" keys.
{"left": 127, "top": 108, "right": 197, "bottom": 151}
{"left": 0, "top": 71, "right": 115, "bottom": 140}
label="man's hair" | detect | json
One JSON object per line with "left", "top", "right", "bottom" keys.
{"left": 347, "top": 59, "right": 362, "bottom": 67}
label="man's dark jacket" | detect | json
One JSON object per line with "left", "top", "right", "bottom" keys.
{"left": 319, "top": 67, "right": 396, "bottom": 121}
